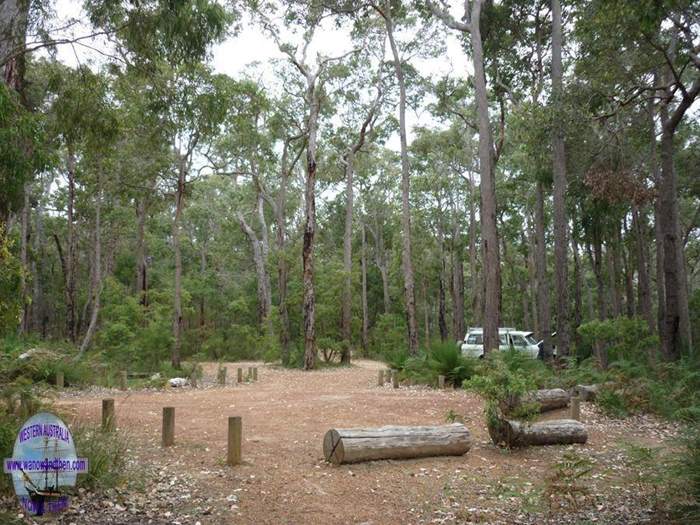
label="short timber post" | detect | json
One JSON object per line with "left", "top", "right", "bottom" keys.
{"left": 102, "top": 399, "right": 115, "bottom": 432}
{"left": 237, "top": 368, "right": 243, "bottom": 384}
{"left": 438, "top": 375, "right": 445, "bottom": 389}
{"left": 377, "top": 370, "right": 384, "bottom": 386}
{"left": 218, "top": 367, "right": 227, "bottom": 386}
{"left": 570, "top": 394, "right": 581, "bottom": 421}
{"left": 252, "top": 367, "right": 258, "bottom": 381}
{"left": 391, "top": 369, "right": 399, "bottom": 389}
{"left": 56, "top": 371, "right": 64, "bottom": 389}
{"left": 119, "top": 371, "right": 127, "bottom": 391}
{"left": 162, "top": 407, "right": 175, "bottom": 447}
{"left": 227, "top": 416, "right": 242, "bottom": 466}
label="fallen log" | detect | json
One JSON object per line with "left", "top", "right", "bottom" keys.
{"left": 488, "top": 418, "right": 587, "bottom": 448}
{"left": 524, "top": 388, "right": 570, "bottom": 412}
{"left": 323, "top": 424, "right": 471, "bottom": 465}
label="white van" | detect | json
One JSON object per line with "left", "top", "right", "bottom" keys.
{"left": 459, "top": 327, "right": 540, "bottom": 359}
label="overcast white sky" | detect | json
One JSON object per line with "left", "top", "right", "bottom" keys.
{"left": 51, "top": 0, "right": 473, "bottom": 152}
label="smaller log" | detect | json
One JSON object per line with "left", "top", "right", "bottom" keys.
{"left": 489, "top": 418, "right": 587, "bottom": 448}
{"left": 323, "top": 424, "right": 471, "bottom": 464}
{"left": 524, "top": 388, "right": 570, "bottom": 412}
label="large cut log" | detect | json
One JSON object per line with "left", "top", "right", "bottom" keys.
{"left": 524, "top": 388, "right": 570, "bottom": 412}
{"left": 488, "top": 418, "right": 587, "bottom": 448}
{"left": 323, "top": 424, "right": 471, "bottom": 465}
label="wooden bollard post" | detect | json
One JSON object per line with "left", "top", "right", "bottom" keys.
{"left": 237, "top": 368, "right": 243, "bottom": 383}
{"left": 570, "top": 394, "right": 581, "bottom": 421}
{"left": 377, "top": 370, "right": 384, "bottom": 386}
{"left": 102, "top": 399, "right": 115, "bottom": 432}
{"left": 438, "top": 375, "right": 445, "bottom": 389}
{"left": 391, "top": 369, "right": 399, "bottom": 389}
{"left": 56, "top": 371, "right": 64, "bottom": 388}
{"left": 119, "top": 371, "right": 127, "bottom": 390}
{"left": 227, "top": 416, "right": 242, "bottom": 466}
{"left": 247, "top": 367, "right": 253, "bottom": 381}
{"left": 162, "top": 407, "right": 175, "bottom": 447}
{"left": 252, "top": 367, "right": 258, "bottom": 381}
{"left": 218, "top": 367, "right": 227, "bottom": 386}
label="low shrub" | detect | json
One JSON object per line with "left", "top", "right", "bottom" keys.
{"left": 426, "top": 342, "right": 477, "bottom": 387}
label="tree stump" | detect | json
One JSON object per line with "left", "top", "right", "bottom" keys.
{"left": 488, "top": 418, "right": 587, "bottom": 448}
{"left": 574, "top": 384, "right": 601, "bottom": 401}
{"left": 323, "top": 424, "right": 471, "bottom": 465}
{"left": 524, "top": 388, "right": 570, "bottom": 412}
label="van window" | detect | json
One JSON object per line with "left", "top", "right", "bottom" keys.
{"left": 511, "top": 335, "right": 526, "bottom": 346}
{"left": 499, "top": 334, "right": 507, "bottom": 345}
{"left": 466, "top": 334, "right": 482, "bottom": 344}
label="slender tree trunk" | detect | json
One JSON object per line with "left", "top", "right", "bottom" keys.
{"left": 470, "top": 0, "right": 500, "bottom": 354}
{"left": 633, "top": 204, "right": 654, "bottom": 331}
{"left": 611, "top": 224, "right": 624, "bottom": 316}
{"left": 18, "top": 186, "right": 29, "bottom": 334}
{"left": 65, "top": 149, "right": 77, "bottom": 343}
{"left": 302, "top": 82, "right": 320, "bottom": 370}
{"left": 341, "top": 151, "right": 354, "bottom": 363}
{"left": 276, "top": 142, "right": 293, "bottom": 364}
{"left": 467, "top": 172, "right": 481, "bottom": 326}
{"left": 256, "top": 191, "right": 272, "bottom": 327}
{"left": 371, "top": 216, "right": 391, "bottom": 313}
{"left": 622, "top": 219, "right": 635, "bottom": 318}
{"left": 383, "top": 1, "right": 418, "bottom": 355}
{"left": 589, "top": 226, "right": 607, "bottom": 320}
{"left": 360, "top": 222, "right": 369, "bottom": 353}
{"left": 606, "top": 243, "right": 619, "bottom": 317}
{"left": 172, "top": 163, "right": 185, "bottom": 369}
{"left": 534, "top": 181, "right": 552, "bottom": 357}
{"left": 571, "top": 231, "right": 583, "bottom": 346}
{"left": 452, "top": 256, "right": 465, "bottom": 340}
{"left": 78, "top": 175, "right": 101, "bottom": 358}
{"left": 32, "top": 185, "right": 46, "bottom": 337}
{"left": 439, "top": 259, "right": 448, "bottom": 342}
{"left": 423, "top": 278, "right": 431, "bottom": 348}
{"left": 527, "top": 219, "right": 539, "bottom": 334}
{"left": 238, "top": 211, "right": 270, "bottom": 327}
{"left": 551, "top": 0, "right": 570, "bottom": 356}
{"left": 135, "top": 195, "right": 149, "bottom": 307}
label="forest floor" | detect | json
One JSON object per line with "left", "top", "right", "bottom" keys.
{"left": 6, "top": 359, "right": 682, "bottom": 524}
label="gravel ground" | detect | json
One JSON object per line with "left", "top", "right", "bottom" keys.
{"left": 1, "top": 360, "right": 682, "bottom": 524}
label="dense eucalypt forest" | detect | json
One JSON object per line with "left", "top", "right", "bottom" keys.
{"left": 1, "top": 0, "right": 700, "bottom": 522}
{"left": 1, "top": 0, "right": 699, "bottom": 375}
{"left": 1, "top": 1, "right": 699, "bottom": 373}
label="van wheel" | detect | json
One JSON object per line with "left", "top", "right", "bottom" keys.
{"left": 478, "top": 354, "right": 484, "bottom": 359}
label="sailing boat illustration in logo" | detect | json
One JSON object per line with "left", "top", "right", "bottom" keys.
{"left": 4, "top": 412, "right": 88, "bottom": 516}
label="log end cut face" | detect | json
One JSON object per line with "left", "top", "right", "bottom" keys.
{"left": 323, "top": 428, "right": 345, "bottom": 465}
